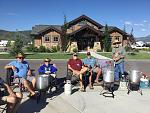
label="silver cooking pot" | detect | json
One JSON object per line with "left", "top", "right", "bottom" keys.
{"left": 36, "top": 75, "right": 49, "bottom": 90}
{"left": 103, "top": 70, "right": 114, "bottom": 83}
{"left": 129, "top": 70, "right": 142, "bottom": 83}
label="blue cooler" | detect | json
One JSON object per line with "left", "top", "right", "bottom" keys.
{"left": 140, "top": 78, "right": 150, "bottom": 89}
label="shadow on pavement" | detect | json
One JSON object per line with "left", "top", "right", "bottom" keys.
{"left": 17, "top": 77, "right": 66, "bottom": 113}
{"left": 17, "top": 97, "right": 48, "bottom": 113}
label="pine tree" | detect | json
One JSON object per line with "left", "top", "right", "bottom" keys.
{"left": 10, "top": 32, "right": 24, "bottom": 56}
{"left": 61, "top": 14, "right": 69, "bottom": 51}
{"left": 103, "top": 24, "right": 111, "bottom": 52}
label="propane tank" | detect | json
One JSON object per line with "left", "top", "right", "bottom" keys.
{"left": 64, "top": 80, "right": 72, "bottom": 95}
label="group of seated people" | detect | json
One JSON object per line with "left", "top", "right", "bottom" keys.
{"left": 0, "top": 53, "right": 57, "bottom": 113}
{"left": 1, "top": 49, "right": 124, "bottom": 112}
{"left": 67, "top": 52, "right": 102, "bottom": 92}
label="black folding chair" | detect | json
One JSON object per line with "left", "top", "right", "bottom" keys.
{"left": 6, "top": 68, "right": 25, "bottom": 92}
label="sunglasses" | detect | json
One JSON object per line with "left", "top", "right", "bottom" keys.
{"left": 17, "top": 57, "right": 24, "bottom": 59}
{"left": 73, "top": 55, "right": 77, "bottom": 56}
{"left": 44, "top": 61, "right": 50, "bottom": 62}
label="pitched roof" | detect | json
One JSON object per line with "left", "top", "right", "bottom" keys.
{"left": 31, "top": 25, "right": 62, "bottom": 35}
{"left": 100, "top": 26, "right": 127, "bottom": 35}
{"left": 69, "top": 24, "right": 102, "bottom": 36}
{"left": 67, "top": 15, "right": 103, "bottom": 29}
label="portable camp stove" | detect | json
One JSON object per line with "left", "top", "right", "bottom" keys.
{"left": 127, "top": 82, "right": 143, "bottom": 95}
{"left": 100, "top": 82, "right": 115, "bottom": 98}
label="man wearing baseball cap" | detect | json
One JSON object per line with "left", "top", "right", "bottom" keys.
{"left": 67, "top": 53, "right": 88, "bottom": 92}
{"left": 83, "top": 52, "right": 102, "bottom": 89}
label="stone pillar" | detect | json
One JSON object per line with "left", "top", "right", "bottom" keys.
{"left": 93, "top": 42, "right": 101, "bottom": 52}
{"left": 66, "top": 42, "right": 78, "bottom": 53}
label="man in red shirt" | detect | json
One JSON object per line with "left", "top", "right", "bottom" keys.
{"left": 67, "top": 53, "right": 88, "bottom": 91}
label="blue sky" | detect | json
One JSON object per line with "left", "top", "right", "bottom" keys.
{"left": 0, "top": 0, "right": 150, "bottom": 37}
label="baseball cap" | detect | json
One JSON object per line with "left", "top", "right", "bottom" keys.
{"left": 86, "top": 52, "right": 91, "bottom": 55}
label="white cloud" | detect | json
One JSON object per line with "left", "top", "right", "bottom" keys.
{"left": 133, "top": 23, "right": 144, "bottom": 27}
{"left": 124, "top": 21, "right": 132, "bottom": 25}
{"left": 141, "top": 28, "right": 146, "bottom": 31}
{"left": 143, "top": 20, "right": 148, "bottom": 23}
{"left": 139, "top": 24, "right": 144, "bottom": 26}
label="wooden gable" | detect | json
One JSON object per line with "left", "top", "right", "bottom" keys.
{"left": 66, "top": 15, "right": 103, "bottom": 34}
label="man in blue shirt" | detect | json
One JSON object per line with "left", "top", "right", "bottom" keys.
{"left": 5, "top": 53, "right": 36, "bottom": 98}
{"left": 83, "top": 52, "right": 102, "bottom": 89}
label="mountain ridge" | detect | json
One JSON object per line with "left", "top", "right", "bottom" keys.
{"left": 0, "top": 29, "right": 32, "bottom": 44}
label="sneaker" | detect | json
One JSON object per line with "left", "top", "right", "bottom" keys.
{"left": 89, "top": 85, "right": 94, "bottom": 90}
{"left": 80, "top": 87, "right": 85, "bottom": 92}
{"left": 95, "top": 81, "right": 101, "bottom": 85}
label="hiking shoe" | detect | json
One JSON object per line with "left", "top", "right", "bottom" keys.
{"left": 80, "top": 87, "right": 85, "bottom": 92}
{"left": 95, "top": 81, "right": 101, "bottom": 85}
{"left": 89, "top": 85, "right": 94, "bottom": 90}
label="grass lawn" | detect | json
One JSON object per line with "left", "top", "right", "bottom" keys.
{"left": 0, "top": 52, "right": 149, "bottom": 59}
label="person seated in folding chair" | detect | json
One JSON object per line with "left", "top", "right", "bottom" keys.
{"left": 0, "top": 77, "right": 22, "bottom": 113}
{"left": 82, "top": 52, "right": 102, "bottom": 89}
{"left": 38, "top": 58, "right": 58, "bottom": 87}
{"left": 67, "top": 53, "right": 88, "bottom": 92}
{"left": 4, "top": 53, "right": 36, "bottom": 98}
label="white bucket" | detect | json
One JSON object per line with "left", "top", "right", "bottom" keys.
{"left": 64, "top": 80, "right": 72, "bottom": 95}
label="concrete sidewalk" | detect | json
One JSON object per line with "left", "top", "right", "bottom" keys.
{"left": 17, "top": 86, "right": 150, "bottom": 113}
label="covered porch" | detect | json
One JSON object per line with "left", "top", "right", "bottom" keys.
{"left": 68, "top": 25, "right": 103, "bottom": 52}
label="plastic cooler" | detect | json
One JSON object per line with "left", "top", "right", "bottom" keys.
{"left": 140, "top": 78, "right": 150, "bottom": 89}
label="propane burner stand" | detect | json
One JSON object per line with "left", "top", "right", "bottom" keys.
{"left": 127, "top": 82, "right": 143, "bottom": 95}
{"left": 100, "top": 82, "right": 115, "bottom": 98}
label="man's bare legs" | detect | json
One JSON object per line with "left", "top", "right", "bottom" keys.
{"left": 23, "top": 79, "right": 35, "bottom": 96}
{"left": 89, "top": 71, "right": 94, "bottom": 89}
{"left": 95, "top": 68, "right": 102, "bottom": 84}
{"left": 73, "top": 66, "right": 88, "bottom": 90}
{"left": 11, "top": 92, "right": 23, "bottom": 113}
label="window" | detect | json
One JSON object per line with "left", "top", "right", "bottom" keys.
{"left": 53, "top": 36, "right": 59, "bottom": 42}
{"left": 44, "top": 35, "right": 50, "bottom": 42}
{"left": 115, "top": 36, "right": 120, "bottom": 41}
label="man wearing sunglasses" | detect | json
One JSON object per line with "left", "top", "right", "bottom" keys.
{"left": 4, "top": 53, "right": 36, "bottom": 98}
{"left": 67, "top": 53, "right": 88, "bottom": 92}
{"left": 38, "top": 58, "right": 57, "bottom": 76}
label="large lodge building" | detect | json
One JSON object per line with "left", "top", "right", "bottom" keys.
{"left": 31, "top": 15, "right": 133, "bottom": 52}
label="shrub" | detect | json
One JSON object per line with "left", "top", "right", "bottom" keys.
{"left": 26, "top": 44, "right": 35, "bottom": 52}
{"left": 72, "top": 48, "right": 78, "bottom": 53}
{"left": 38, "top": 45, "right": 46, "bottom": 52}
{"left": 51, "top": 46, "right": 58, "bottom": 52}
{"left": 45, "top": 48, "right": 51, "bottom": 53}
